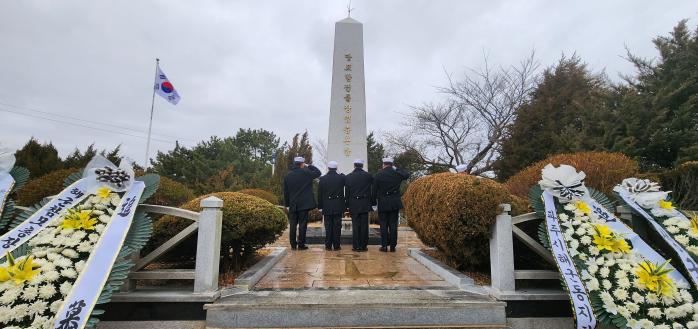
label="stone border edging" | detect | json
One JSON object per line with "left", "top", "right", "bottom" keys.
{"left": 408, "top": 248, "right": 480, "bottom": 289}
{"left": 233, "top": 247, "right": 287, "bottom": 291}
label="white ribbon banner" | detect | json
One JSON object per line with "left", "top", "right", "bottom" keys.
{"left": 542, "top": 191, "right": 597, "bottom": 329}
{"left": 0, "top": 179, "right": 92, "bottom": 256}
{"left": 616, "top": 190, "right": 698, "bottom": 287}
{"left": 0, "top": 173, "right": 15, "bottom": 220}
{"left": 54, "top": 181, "right": 145, "bottom": 329}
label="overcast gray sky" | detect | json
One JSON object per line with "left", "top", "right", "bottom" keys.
{"left": 1, "top": 0, "right": 696, "bottom": 166}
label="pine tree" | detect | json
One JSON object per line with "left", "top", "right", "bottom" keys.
{"left": 366, "top": 132, "right": 385, "bottom": 174}
{"left": 14, "top": 138, "right": 63, "bottom": 178}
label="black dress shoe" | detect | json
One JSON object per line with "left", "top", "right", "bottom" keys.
{"left": 325, "top": 246, "right": 332, "bottom": 251}
{"left": 390, "top": 246, "right": 396, "bottom": 252}
{"left": 334, "top": 246, "right": 342, "bottom": 251}
{"left": 298, "top": 245, "right": 309, "bottom": 250}
{"left": 379, "top": 247, "right": 388, "bottom": 252}
{"left": 291, "top": 246, "right": 297, "bottom": 250}
{"left": 351, "top": 248, "right": 359, "bottom": 252}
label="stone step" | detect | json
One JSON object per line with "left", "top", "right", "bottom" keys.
{"left": 204, "top": 289, "right": 506, "bottom": 328}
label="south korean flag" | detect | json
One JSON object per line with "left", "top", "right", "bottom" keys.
{"left": 154, "top": 63, "right": 181, "bottom": 105}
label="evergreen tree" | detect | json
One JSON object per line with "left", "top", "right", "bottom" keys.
{"left": 366, "top": 132, "right": 385, "bottom": 174}
{"left": 494, "top": 55, "right": 611, "bottom": 179}
{"left": 271, "top": 131, "right": 313, "bottom": 195}
{"left": 14, "top": 138, "right": 63, "bottom": 178}
{"left": 63, "top": 144, "right": 122, "bottom": 168}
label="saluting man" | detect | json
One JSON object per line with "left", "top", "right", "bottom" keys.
{"left": 318, "top": 160, "right": 346, "bottom": 251}
{"left": 372, "top": 157, "right": 411, "bottom": 252}
{"left": 344, "top": 159, "right": 373, "bottom": 252}
{"left": 283, "top": 156, "right": 322, "bottom": 250}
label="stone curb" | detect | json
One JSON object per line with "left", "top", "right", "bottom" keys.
{"left": 408, "top": 248, "right": 482, "bottom": 290}
{"left": 232, "top": 247, "right": 286, "bottom": 291}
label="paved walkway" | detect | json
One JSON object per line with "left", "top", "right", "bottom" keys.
{"left": 257, "top": 226, "right": 450, "bottom": 289}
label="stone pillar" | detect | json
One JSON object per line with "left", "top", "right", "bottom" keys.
{"left": 490, "top": 204, "right": 515, "bottom": 293}
{"left": 327, "top": 16, "right": 367, "bottom": 173}
{"left": 194, "top": 196, "right": 223, "bottom": 293}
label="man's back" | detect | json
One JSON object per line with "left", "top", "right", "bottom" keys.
{"left": 345, "top": 168, "right": 373, "bottom": 214}
{"left": 318, "top": 170, "right": 346, "bottom": 215}
{"left": 373, "top": 167, "right": 410, "bottom": 212}
{"left": 284, "top": 165, "right": 321, "bottom": 212}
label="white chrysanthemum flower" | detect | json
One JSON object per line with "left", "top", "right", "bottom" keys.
{"left": 88, "top": 233, "right": 100, "bottom": 242}
{"left": 613, "top": 288, "right": 629, "bottom": 301}
{"left": 587, "top": 278, "right": 600, "bottom": 291}
{"left": 54, "top": 257, "right": 73, "bottom": 268}
{"left": 602, "top": 279, "right": 613, "bottom": 290}
{"left": 77, "top": 241, "right": 93, "bottom": 253}
{"left": 29, "top": 300, "right": 47, "bottom": 316}
{"left": 667, "top": 226, "right": 681, "bottom": 234}
{"left": 99, "top": 214, "right": 111, "bottom": 223}
{"left": 617, "top": 305, "right": 631, "bottom": 319}
{"left": 38, "top": 284, "right": 56, "bottom": 299}
{"left": 559, "top": 213, "right": 569, "bottom": 221}
{"left": 666, "top": 307, "right": 682, "bottom": 320}
{"left": 22, "top": 285, "right": 39, "bottom": 301}
{"left": 626, "top": 302, "right": 639, "bottom": 313}
{"left": 648, "top": 307, "right": 662, "bottom": 318}
{"left": 30, "top": 314, "right": 48, "bottom": 327}
{"left": 580, "top": 236, "right": 592, "bottom": 245}
{"left": 617, "top": 277, "right": 631, "bottom": 289}
{"left": 677, "top": 220, "right": 691, "bottom": 230}
{"left": 587, "top": 263, "right": 599, "bottom": 274}
{"left": 599, "top": 266, "right": 610, "bottom": 278}
{"left": 95, "top": 224, "right": 106, "bottom": 233}
{"left": 0, "top": 287, "right": 21, "bottom": 305}
{"left": 61, "top": 248, "right": 79, "bottom": 259}
{"left": 59, "top": 281, "right": 73, "bottom": 296}
{"left": 570, "top": 239, "right": 579, "bottom": 250}
{"left": 687, "top": 321, "right": 698, "bottom": 329}
{"left": 93, "top": 203, "right": 107, "bottom": 210}
{"left": 675, "top": 235, "right": 690, "bottom": 246}
{"left": 60, "top": 268, "right": 78, "bottom": 279}
{"left": 12, "top": 303, "right": 29, "bottom": 321}
{"left": 28, "top": 273, "right": 45, "bottom": 286}
{"left": 75, "top": 260, "right": 86, "bottom": 272}
{"left": 71, "top": 230, "right": 87, "bottom": 240}
{"left": 49, "top": 300, "right": 63, "bottom": 313}
{"left": 681, "top": 290, "right": 694, "bottom": 303}
{"left": 63, "top": 237, "right": 81, "bottom": 247}
{"left": 646, "top": 293, "right": 660, "bottom": 305}
{"left": 44, "top": 270, "right": 60, "bottom": 282}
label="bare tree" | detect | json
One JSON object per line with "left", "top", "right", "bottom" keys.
{"left": 388, "top": 51, "right": 539, "bottom": 175}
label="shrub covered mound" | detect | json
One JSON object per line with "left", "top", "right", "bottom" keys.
{"left": 151, "top": 192, "right": 287, "bottom": 270}
{"left": 505, "top": 151, "right": 638, "bottom": 198}
{"left": 403, "top": 173, "right": 526, "bottom": 269}
{"left": 149, "top": 176, "right": 195, "bottom": 206}
{"left": 659, "top": 161, "right": 698, "bottom": 210}
{"left": 237, "top": 188, "right": 279, "bottom": 205}
{"left": 16, "top": 168, "right": 80, "bottom": 206}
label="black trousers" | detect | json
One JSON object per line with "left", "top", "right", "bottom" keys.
{"left": 288, "top": 210, "right": 309, "bottom": 247}
{"left": 323, "top": 214, "right": 342, "bottom": 249}
{"left": 351, "top": 212, "right": 369, "bottom": 250}
{"left": 378, "top": 210, "right": 399, "bottom": 248}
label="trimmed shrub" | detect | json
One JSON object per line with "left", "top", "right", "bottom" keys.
{"left": 403, "top": 173, "right": 527, "bottom": 269}
{"left": 237, "top": 188, "right": 279, "bottom": 205}
{"left": 659, "top": 161, "right": 698, "bottom": 210}
{"left": 505, "top": 151, "right": 638, "bottom": 199}
{"left": 16, "top": 168, "right": 80, "bottom": 206}
{"left": 151, "top": 192, "right": 287, "bottom": 271}
{"left": 149, "top": 176, "right": 196, "bottom": 206}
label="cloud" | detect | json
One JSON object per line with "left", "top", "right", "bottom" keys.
{"left": 0, "top": 0, "right": 695, "bottom": 165}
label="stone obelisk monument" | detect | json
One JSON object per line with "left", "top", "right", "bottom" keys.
{"left": 327, "top": 14, "right": 367, "bottom": 174}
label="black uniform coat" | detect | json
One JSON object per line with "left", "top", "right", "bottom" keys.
{"left": 317, "top": 170, "right": 346, "bottom": 216}
{"left": 372, "top": 166, "right": 411, "bottom": 212}
{"left": 344, "top": 167, "right": 374, "bottom": 215}
{"left": 283, "top": 165, "right": 322, "bottom": 212}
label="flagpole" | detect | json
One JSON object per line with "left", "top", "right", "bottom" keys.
{"left": 144, "top": 58, "right": 159, "bottom": 169}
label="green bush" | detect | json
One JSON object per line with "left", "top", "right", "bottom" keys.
{"left": 403, "top": 173, "right": 527, "bottom": 269}
{"left": 659, "top": 161, "right": 698, "bottom": 210}
{"left": 237, "top": 188, "right": 279, "bottom": 205}
{"left": 16, "top": 168, "right": 80, "bottom": 206}
{"left": 505, "top": 151, "right": 639, "bottom": 199}
{"left": 149, "top": 176, "right": 196, "bottom": 206}
{"left": 151, "top": 192, "right": 287, "bottom": 271}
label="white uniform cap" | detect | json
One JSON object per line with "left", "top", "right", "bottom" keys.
{"left": 293, "top": 156, "right": 305, "bottom": 163}
{"left": 382, "top": 157, "right": 394, "bottom": 163}
{"left": 327, "top": 161, "right": 338, "bottom": 169}
{"left": 353, "top": 159, "right": 364, "bottom": 165}
{"left": 455, "top": 164, "right": 467, "bottom": 173}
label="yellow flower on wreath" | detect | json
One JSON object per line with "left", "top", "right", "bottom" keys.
{"left": 592, "top": 224, "right": 630, "bottom": 253}
{"left": 96, "top": 186, "right": 111, "bottom": 199}
{"left": 690, "top": 215, "right": 698, "bottom": 236}
{"left": 635, "top": 260, "right": 675, "bottom": 297}
{"left": 574, "top": 200, "right": 591, "bottom": 215}
{"left": 659, "top": 199, "right": 674, "bottom": 210}
{"left": 0, "top": 252, "right": 40, "bottom": 284}
{"left": 60, "top": 209, "right": 98, "bottom": 230}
